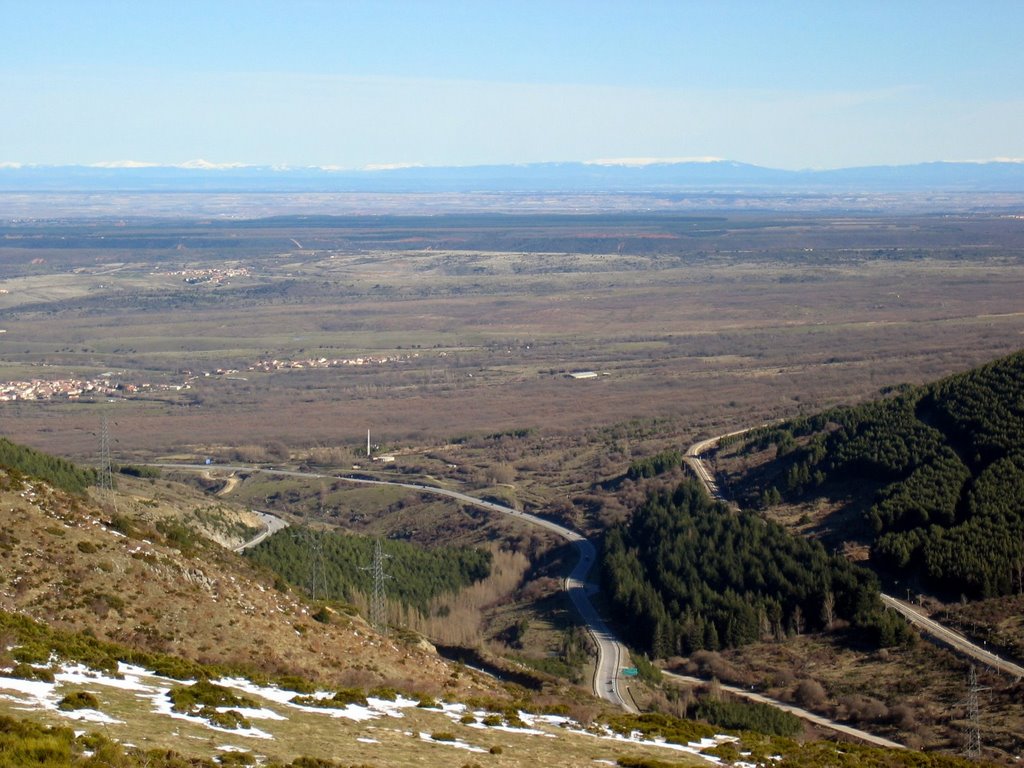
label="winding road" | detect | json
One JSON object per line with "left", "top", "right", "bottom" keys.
{"left": 152, "top": 458, "right": 962, "bottom": 744}
{"left": 233, "top": 508, "right": 290, "bottom": 552}
{"left": 685, "top": 432, "right": 1024, "bottom": 681}
{"left": 150, "top": 462, "right": 637, "bottom": 711}
{"left": 661, "top": 671, "right": 905, "bottom": 749}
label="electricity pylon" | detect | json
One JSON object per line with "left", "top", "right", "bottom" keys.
{"left": 963, "top": 665, "right": 987, "bottom": 759}
{"left": 366, "top": 538, "right": 391, "bottom": 635}
{"left": 98, "top": 411, "right": 116, "bottom": 511}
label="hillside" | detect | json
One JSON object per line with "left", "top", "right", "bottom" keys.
{"left": 0, "top": 465, "right": 473, "bottom": 697}
{"left": 600, "top": 480, "right": 909, "bottom": 659}
{"left": 718, "top": 349, "right": 1024, "bottom": 600}
{"left": 0, "top": 440, "right": 1016, "bottom": 765}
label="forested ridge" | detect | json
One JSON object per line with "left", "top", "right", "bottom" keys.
{"left": 600, "top": 480, "right": 908, "bottom": 658}
{"left": 739, "top": 349, "right": 1024, "bottom": 598}
{"left": 246, "top": 528, "right": 492, "bottom": 614}
{"left": 0, "top": 437, "right": 97, "bottom": 494}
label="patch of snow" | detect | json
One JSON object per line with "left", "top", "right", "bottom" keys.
{"left": 57, "top": 664, "right": 151, "bottom": 691}
{"left": 355, "top": 737, "right": 379, "bottom": 744}
{"left": 297, "top": 702, "right": 379, "bottom": 722}
{"left": 558, "top": 721, "right": 736, "bottom": 761}
{"left": 0, "top": 674, "right": 58, "bottom": 706}
{"left": 454, "top": 709, "right": 546, "bottom": 735}
{"left": 213, "top": 677, "right": 302, "bottom": 706}
{"left": 60, "top": 709, "right": 124, "bottom": 725}
{"left": 367, "top": 695, "right": 419, "bottom": 717}
{"left": 417, "top": 732, "right": 486, "bottom": 753}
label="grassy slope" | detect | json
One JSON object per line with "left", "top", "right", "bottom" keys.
{"left": 0, "top": 467, "right": 481, "bottom": 698}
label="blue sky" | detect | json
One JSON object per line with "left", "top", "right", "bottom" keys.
{"left": 2, "top": 0, "right": 1023, "bottom": 169}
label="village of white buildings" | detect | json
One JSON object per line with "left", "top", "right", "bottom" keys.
{"left": 0, "top": 353, "right": 416, "bottom": 402}
{"left": 0, "top": 376, "right": 184, "bottom": 402}
{"left": 247, "top": 352, "right": 417, "bottom": 372}
{"left": 162, "top": 267, "right": 251, "bottom": 285}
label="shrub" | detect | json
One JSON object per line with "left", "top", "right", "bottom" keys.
{"left": 617, "top": 758, "right": 692, "bottom": 768}
{"left": 218, "top": 752, "right": 256, "bottom": 765}
{"left": 8, "top": 663, "right": 55, "bottom": 683}
{"left": 203, "top": 708, "right": 251, "bottom": 730}
{"left": 119, "top": 465, "right": 161, "bottom": 479}
{"left": 0, "top": 715, "right": 74, "bottom": 766}
{"left": 330, "top": 688, "right": 368, "bottom": 706}
{"left": 57, "top": 691, "right": 100, "bottom": 711}
{"left": 794, "top": 678, "right": 828, "bottom": 708}
{"left": 11, "top": 643, "right": 51, "bottom": 665}
{"left": 155, "top": 519, "right": 200, "bottom": 554}
{"left": 106, "top": 513, "right": 137, "bottom": 537}
{"left": 431, "top": 732, "right": 456, "bottom": 742}
{"left": 168, "top": 680, "right": 255, "bottom": 714}
{"left": 692, "top": 696, "right": 801, "bottom": 737}
{"left": 836, "top": 694, "right": 889, "bottom": 723}
{"left": 291, "top": 688, "right": 367, "bottom": 709}
{"left": 276, "top": 675, "right": 317, "bottom": 695}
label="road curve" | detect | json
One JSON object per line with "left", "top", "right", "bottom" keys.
{"left": 684, "top": 435, "right": 1024, "bottom": 681}
{"left": 880, "top": 595, "right": 1024, "bottom": 679}
{"left": 234, "top": 509, "right": 290, "bottom": 552}
{"left": 684, "top": 426, "right": 765, "bottom": 500}
{"left": 149, "top": 462, "right": 637, "bottom": 711}
{"left": 661, "top": 671, "right": 905, "bottom": 749}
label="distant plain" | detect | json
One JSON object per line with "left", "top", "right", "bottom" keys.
{"left": 1, "top": 209, "right": 1023, "bottom": 475}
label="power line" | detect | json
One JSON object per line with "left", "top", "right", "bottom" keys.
{"left": 963, "top": 665, "right": 988, "bottom": 759}
{"left": 364, "top": 538, "right": 391, "bottom": 635}
{"left": 98, "top": 411, "right": 116, "bottom": 511}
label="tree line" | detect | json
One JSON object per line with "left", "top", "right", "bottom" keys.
{"left": 0, "top": 437, "right": 97, "bottom": 494}
{"left": 245, "top": 527, "right": 492, "bottom": 615}
{"left": 600, "top": 480, "right": 910, "bottom": 658}
{"left": 743, "top": 349, "right": 1024, "bottom": 598}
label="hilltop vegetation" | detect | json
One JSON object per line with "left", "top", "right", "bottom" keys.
{"left": 0, "top": 437, "right": 96, "bottom": 494}
{"left": 246, "top": 528, "right": 492, "bottom": 614}
{"left": 731, "top": 349, "right": 1024, "bottom": 599}
{"left": 600, "top": 480, "right": 909, "bottom": 658}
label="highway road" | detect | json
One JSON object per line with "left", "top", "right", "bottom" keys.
{"left": 880, "top": 595, "right": 1024, "bottom": 679}
{"left": 150, "top": 462, "right": 638, "bottom": 712}
{"left": 661, "top": 671, "right": 905, "bottom": 749}
{"left": 684, "top": 434, "right": 1024, "bottom": 681}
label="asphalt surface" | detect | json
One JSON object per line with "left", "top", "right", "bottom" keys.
{"left": 151, "top": 462, "right": 638, "bottom": 711}
{"left": 233, "top": 509, "right": 290, "bottom": 552}
{"left": 880, "top": 595, "right": 1024, "bottom": 679}
{"left": 661, "top": 671, "right": 906, "bottom": 749}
